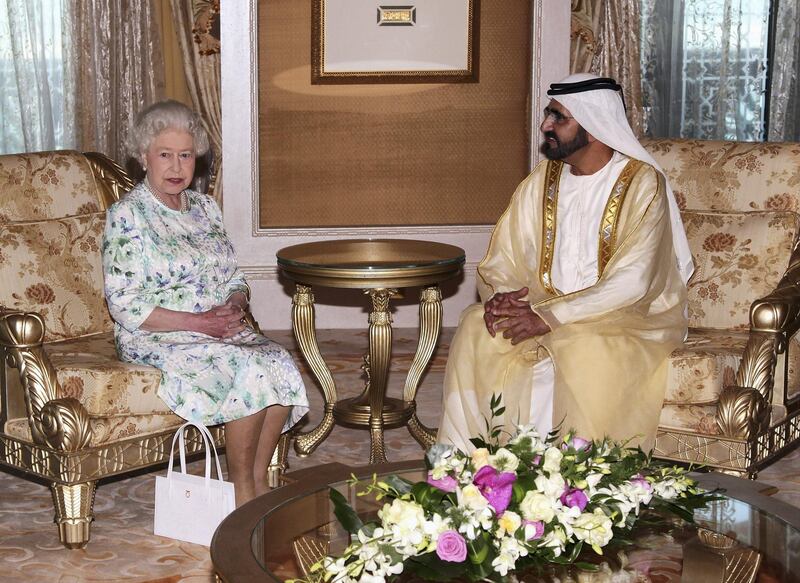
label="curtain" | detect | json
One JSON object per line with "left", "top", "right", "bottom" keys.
{"left": 0, "top": 0, "right": 76, "bottom": 154}
{"left": 170, "top": 0, "right": 223, "bottom": 206}
{"left": 74, "top": 0, "right": 165, "bottom": 166}
{"left": 641, "top": 0, "right": 770, "bottom": 141}
{"left": 570, "top": 0, "right": 645, "bottom": 136}
{"left": 768, "top": 0, "right": 800, "bottom": 141}
{"left": 570, "top": 0, "right": 601, "bottom": 74}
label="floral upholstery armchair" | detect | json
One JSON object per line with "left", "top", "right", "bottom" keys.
{"left": 0, "top": 151, "right": 287, "bottom": 548}
{"left": 642, "top": 138, "right": 800, "bottom": 477}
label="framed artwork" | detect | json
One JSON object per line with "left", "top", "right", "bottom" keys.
{"left": 311, "top": 0, "right": 480, "bottom": 84}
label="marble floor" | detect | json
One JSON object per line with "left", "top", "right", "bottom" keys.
{"left": 0, "top": 327, "right": 798, "bottom": 582}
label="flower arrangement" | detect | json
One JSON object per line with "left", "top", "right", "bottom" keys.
{"left": 300, "top": 396, "right": 713, "bottom": 583}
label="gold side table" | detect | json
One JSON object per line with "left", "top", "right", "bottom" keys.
{"left": 276, "top": 239, "right": 465, "bottom": 464}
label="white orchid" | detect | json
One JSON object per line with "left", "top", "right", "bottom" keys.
{"left": 378, "top": 499, "right": 427, "bottom": 554}
{"left": 534, "top": 472, "right": 566, "bottom": 499}
{"left": 491, "top": 536, "right": 528, "bottom": 576}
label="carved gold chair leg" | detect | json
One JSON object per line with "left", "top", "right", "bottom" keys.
{"left": 51, "top": 480, "right": 96, "bottom": 549}
{"left": 267, "top": 432, "right": 291, "bottom": 489}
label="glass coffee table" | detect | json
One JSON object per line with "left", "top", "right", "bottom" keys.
{"left": 276, "top": 239, "right": 465, "bottom": 464}
{"left": 211, "top": 461, "right": 800, "bottom": 582}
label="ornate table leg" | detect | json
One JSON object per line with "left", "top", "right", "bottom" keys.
{"left": 404, "top": 285, "right": 442, "bottom": 449}
{"left": 291, "top": 284, "right": 338, "bottom": 457}
{"left": 366, "top": 288, "right": 397, "bottom": 464}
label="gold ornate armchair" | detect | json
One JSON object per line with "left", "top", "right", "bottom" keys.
{"left": 642, "top": 138, "right": 800, "bottom": 477}
{"left": 0, "top": 151, "right": 286, "bottom": 548}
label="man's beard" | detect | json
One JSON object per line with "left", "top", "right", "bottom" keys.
{"left": 539, "top": 127, "right": 589, "bottom": 160}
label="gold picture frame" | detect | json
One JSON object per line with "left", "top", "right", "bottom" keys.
{"left": 311, "top": 0, "right": 480, "bottom": 84}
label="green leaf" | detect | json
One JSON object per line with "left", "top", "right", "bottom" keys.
{"left": 469, "top": 436, "right": 489, "bottom": 450}
{"left": 468, "top": 534, "right": 489, "bottom": 565}
{"left": 406, "top": 552, "right": 467, "bottom": 581}
{"left": 383, "top": 474, "right": 414, "bottom": 495}
{"left": 328, "top": 488, "right": 363, "bottom": 534}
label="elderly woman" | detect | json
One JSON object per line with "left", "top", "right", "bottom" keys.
{"left": 102, "top": 100, "right": 308, "bottom": 506}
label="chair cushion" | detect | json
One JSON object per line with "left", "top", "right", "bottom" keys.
{"left": 4, "top": 412, "right": 183, "bottom": 447}
{"left": 44, "top": 332, "right": 168, "bottom": 417}
{"left": 0, "top": 151, "right": 104, "bottom": 221}
{"left": 659, "top": 404, "right": 719, "bottom": 435}
{"left": 665, "top": 328, "right": 747, "bottom": 405}
{"left": 642, "top": 139, "right": 800, "bottom": 213}
{"left": 661, "top": 329, "right": 800, "bottom": 433}
{"left": 681, "top": 210, "right": 799, "bottom": 329}
{"left": 0, "top": 212, "right": 113, "bottom": 342}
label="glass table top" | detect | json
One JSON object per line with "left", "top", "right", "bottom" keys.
{"left": 211, "top": 463, "right": 800, "bottom": 582}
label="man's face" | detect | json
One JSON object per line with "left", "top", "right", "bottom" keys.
{"left": 539, "top": 101, "right": 589, "bottom": 161}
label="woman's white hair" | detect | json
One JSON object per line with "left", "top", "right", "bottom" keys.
{"left": 128, "top": 100, "right": 210, "bottom": 160}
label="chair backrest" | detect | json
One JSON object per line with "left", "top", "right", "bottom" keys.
{"left": 642, "top": 138, "right": 800, "bottom": 212}
{"left": 642, "top": 139, "right": 800, "bottom": 329}
{"left": 0, "top": 150, "right": 134, "bottom": 342}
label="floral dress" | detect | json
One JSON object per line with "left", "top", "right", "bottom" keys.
{"left": 102, "top": 183, "right": 308, "bottom": 429}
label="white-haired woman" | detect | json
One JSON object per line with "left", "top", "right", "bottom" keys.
{"left": 102, "top": 100, "right": 308, "bottom": 506}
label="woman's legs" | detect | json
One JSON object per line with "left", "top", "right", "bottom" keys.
{"left": 225, "top": 409, "right": 266, "bottom": 506}
{"left": 253, "top": 405, "right": 290, "bottom": 497}
{"left": 225, "top": 404, "right": 290, "bottom": 506}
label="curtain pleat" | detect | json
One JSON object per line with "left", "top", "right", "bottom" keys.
{"left": 769, "top": 0, "right": 800, "bottom": 141}
{"left": 74, "top": 0, "right": 165, "bottom": 166}
{"left": 169, "top": 0, "right": 223, "bottom": 206}
{"left": 570, "top": 0, "right": 645, "bottom": 137}
{"left": 0, "top": 0, "right": 75, "bottom": 153}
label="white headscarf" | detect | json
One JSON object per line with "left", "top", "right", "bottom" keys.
{"left": 548, "top": 73, "right": 694, "bottom": 283}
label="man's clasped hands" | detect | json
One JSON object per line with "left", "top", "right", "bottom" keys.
{"left": 483, "top": 287, "right": 551, "bottom": 345}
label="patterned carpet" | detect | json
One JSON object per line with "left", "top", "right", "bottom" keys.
{"left": 1, "top": 327, "right": 799, "bottom": 582}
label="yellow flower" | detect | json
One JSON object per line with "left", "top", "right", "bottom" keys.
{"left": 472, "top": 448, "right": 491, "bottom": 470}
{"left": 496, "top": 510, "right": 522, "bottom": 536}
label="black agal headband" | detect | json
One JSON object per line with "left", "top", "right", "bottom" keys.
{"left": 547, "top": 77, "right": 627, "bottom": 111}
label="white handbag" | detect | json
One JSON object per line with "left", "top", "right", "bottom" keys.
{"left": 154, "top": 422, "right": 236, "bottom": 546}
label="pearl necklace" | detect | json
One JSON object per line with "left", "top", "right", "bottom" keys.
{"left": 145, "top": 178, "right": 188, "bottom": 212}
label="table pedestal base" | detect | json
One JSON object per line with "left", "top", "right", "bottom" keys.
{"left": 290, "top": 284, "right": 442, "bottom": 464}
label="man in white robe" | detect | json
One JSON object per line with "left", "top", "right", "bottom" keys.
{"left": 437, "top": 74, "right": 693, "bottom": 453}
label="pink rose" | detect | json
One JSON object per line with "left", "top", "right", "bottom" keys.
{"left": 427, "top": 472, "right": 458, "bottom": 493}
{"left": 560, "top": 487, "right": 589, "bottom": 511}
{"left": 436, "top": 530, "right": 467, "bottom": 562}
{"left": 522, "top": 519, "right": 544, "bottom": 540}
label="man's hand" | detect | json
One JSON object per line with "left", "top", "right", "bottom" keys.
{"left": 484, "top": 287, "right": 550, "bottom": 344}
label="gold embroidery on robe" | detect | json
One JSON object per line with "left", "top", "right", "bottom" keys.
{"left": 597, "top": 159, "right": 645, "bottom": 274}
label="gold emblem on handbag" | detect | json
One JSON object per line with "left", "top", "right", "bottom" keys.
{"left": 153, "top": 422, "right": 235, "bottom": 546}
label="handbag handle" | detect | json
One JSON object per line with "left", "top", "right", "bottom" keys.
{"left": 166, "top": 422, "right": 225, "bottom": 484}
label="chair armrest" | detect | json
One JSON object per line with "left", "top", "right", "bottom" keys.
{"left": 750, "top": 260, "right": 800, "bottom": 339}
{"left": 84, "top": 151, "right": 136, "bottom": 206}
{"left": 0, "top": 310, "right": 92, "bottom": 451}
